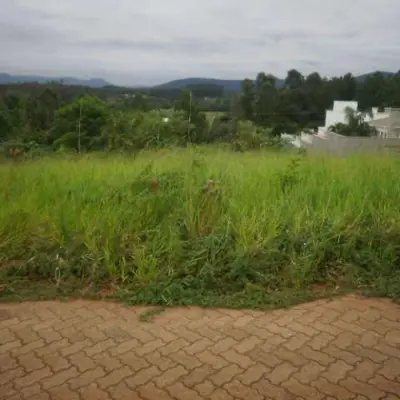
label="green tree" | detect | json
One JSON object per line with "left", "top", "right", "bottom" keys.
{"left": 51, "top": 95, "right": 109, "bottom": 151}
{"left": 3, "top": 94, "right": 23, "bottom": 130}
{"left": 175, "top": 90, "right": 208, "bottom": 143}
{"left": 357, "top": 72, "right": 388, "bottom": 110}
{"left": 284, "top": 69, "right": 304, "bottom": 90}
{"left": 239, "top": 79, "right": 255, "bottom": 120}
{"left": 329, "top": 73, "right": 357, "bottom": 101}
{"left": 305, "top": 72, "right": 323, "bottom": 87}
{"left": 0, "top": 104, "right": 12, "bottom": 140}
{"left": 253, "top": 73, "right": 278, "bottom": 127}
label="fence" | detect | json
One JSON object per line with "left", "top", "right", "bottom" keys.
{"left": 300, "top": 133, "right": 400, "bottom": 155}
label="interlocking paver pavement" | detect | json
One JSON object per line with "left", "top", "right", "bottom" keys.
{"left": 0, "top": 295, "right": 399, "bottom": 399}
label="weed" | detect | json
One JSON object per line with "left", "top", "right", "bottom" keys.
{"left": 276, "top": 156, "right": 303, "bottom": 193}
{"left": 0, "top": 147, "right": 399, "bottom": 307}
{"left": 138, "top": 306, "right": 166, "bottom": 322}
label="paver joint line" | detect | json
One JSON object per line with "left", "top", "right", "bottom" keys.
{"left": 0, "top": 295, "right": 399, "bottom": 399}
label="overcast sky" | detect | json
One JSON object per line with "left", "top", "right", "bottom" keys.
{"left": 1, "top": 0, "right": 399, "bottom": 86}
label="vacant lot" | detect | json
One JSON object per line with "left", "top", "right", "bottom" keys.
{"left": 1, "top": 147, "right": 399, "bottom": 306}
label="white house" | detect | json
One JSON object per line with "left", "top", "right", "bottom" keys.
{"left": 318, "top": 101, "right": 400, "bottom": 138}
{"left": 367, "top": 108, "right": 400, "bottom": 138}
{"left": 324, "top": 101, "right": 359, "bottom": 129}
{"left": 282, "top": 101, "right": 400, "bottom": 150}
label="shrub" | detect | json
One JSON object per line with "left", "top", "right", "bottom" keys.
{"left": 51, "top": 95, "right": 109, "bottom": 151}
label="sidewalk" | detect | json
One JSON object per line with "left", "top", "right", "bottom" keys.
{"left": 1, "top": 295, "right": 399, "bottom": 399}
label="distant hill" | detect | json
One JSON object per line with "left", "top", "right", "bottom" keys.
{"left": 155, "top": 71, "right": 396, "bottom": 92}
{"left": 155, "top": 78, "right": 243, "bottom": 91}
{"left": 0, "top": 73, "right": 110, "bottom": 88}
{"left": 355, "top": 71, "right": 395, "bottom": 82}
{"left": 154, "top": 77, "right": 284, "bottom": 91}
{"left": 1, "top": 70, "right": 396, "bottom": 92}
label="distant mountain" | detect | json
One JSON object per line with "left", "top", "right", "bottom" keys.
{"left": 155, "top": 71, "right": 397, "bottom": 92}
{"left": 155, "top": 78, "right": 244, "bottom": 91}
{"left": 0, "top": 73, "right": 110, "bottom": 88}
{"left": 1, "top": 70, "right": 396, "bottom": 92}
{"left": 155, "top": 77, "right": 284, "bottom": 91}
{"left": 355, "top": 71, "right": 395, "bottom": 82}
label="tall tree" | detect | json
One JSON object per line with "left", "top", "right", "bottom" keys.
{"left": 305, "top": 72, "right": 323, "bottom": 88}
{"left": 253, "top": 73, "right": 278, "bottom": 127}
{"left": 329, "top": 73, "right": 357, "bottom": 101}
{"left": 357, "top": 72, "right": 388, "bottom": 110}
{"left": 239, "top": 79, "right": 255, "bottom": 120}
{"left": 175, "top": 90, "right": 208, "bottom": 143}
{"left": 285, "top": 69, "right": 304, "bottom": 90}
{"left": 51, "top": 95, "right": 109, "bottom": 151}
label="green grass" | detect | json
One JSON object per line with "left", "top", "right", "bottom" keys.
{"left": 205, "top": 111, "right": 224, "bottom": 122}
{"left": 138, "top": 306, "right": 167, "bottom": 322}
{"left": 1, "top": 147, "right": 400, "bottom": 308}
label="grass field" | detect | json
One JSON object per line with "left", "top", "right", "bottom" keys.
{"left": 1, "top": 147, "right": 400, "bottom": 307}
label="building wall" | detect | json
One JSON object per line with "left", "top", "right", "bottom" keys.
{"left": 386, "top": 108, "right": 400, "bottom": 137}
{"left": 325, "top": 101, "right": 358, "bottom": 130}
{"left": 368, "top": 108, "right": 400, "bottom": 137}
{"left": 303, "top": 135, "right": 400, "bottom": 155}
{"left": 325, "top": 110, "right": 348, "bottom": 128}
{"left": 324, "top": 101, "right": 358, "bottom": 129}
{"left": 306, "top": 102, "right": 400, "bottom": 153}
{"left": 321, "top": 101, "right": 396, "bottom": 135}
{"left": 333, "top": 101, "right": 358, "bottom": 112}
{"left": 364, "top": 108, "right": 389, "bottom": 123}
{"left": 368, "top": 117, "right": 390, "bottom": 136}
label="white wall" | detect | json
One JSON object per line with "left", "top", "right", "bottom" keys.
{"left": 321, "top": 101, "right": 391, "bottom": 133}
{"left": 364, "top": 109, "right": 389, "bottom": 123}
{"left": 333, "top": 101, "right": 358, "bottom": 112}
{"left": 303, "top": 136, "right": 400, "bottom": 155}
{"left": 324, "top": 101, "right": 358, "bottom": 130}
{"left": 368, "top": 109, "right": 400, "bottom": 137}
{"left": 325, "top": 109, "right": 349, "bottom": 128}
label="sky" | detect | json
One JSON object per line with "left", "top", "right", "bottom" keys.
{"left": 1, "top": 0, "right": 399, "bottom": 86}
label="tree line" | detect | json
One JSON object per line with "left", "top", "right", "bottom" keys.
{"left": 237, "top": 70, "right": 400, "bottom": 135}
{"left": 0, "top": 87, "right": 244, "bottom": 154}
{"left": 1, "top": 69, "right": 400, "bottom": 154}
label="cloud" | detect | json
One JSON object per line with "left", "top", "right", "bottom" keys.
{"left": 1, "top": 0, "right": 399, "bottom": 85}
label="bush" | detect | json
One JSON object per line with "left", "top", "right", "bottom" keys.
{"left": 51, "top": 95, "right": 109, "bottom": 151}
{"left": 232, "top": 122, "right": 283, "bottom": 151}
{"left": 103, "top": 110, "right": 192, "bottom": 151}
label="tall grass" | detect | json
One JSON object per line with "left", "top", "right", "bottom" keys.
{"left": 1, "top": 147, "right": 400, "bottom": 307}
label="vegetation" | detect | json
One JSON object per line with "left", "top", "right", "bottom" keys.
{"left": 1, "top": 149, "right": 399, "bottom": 306}
{"left": 1, "top": 69, "right": 400, "bottom": 151}
{"left": 1, "top": 68, "right": 400, "bottom": 307}
{"left": 238, "top": 70, "right": 400, "bottom": 134}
